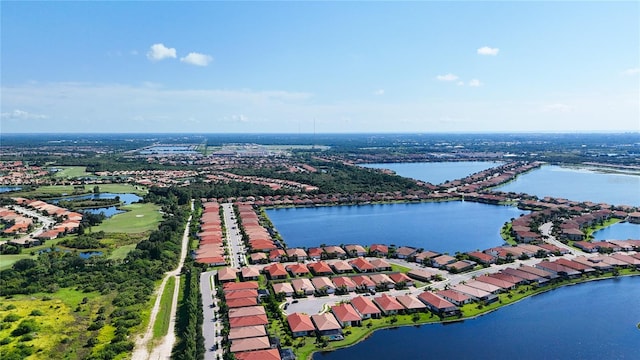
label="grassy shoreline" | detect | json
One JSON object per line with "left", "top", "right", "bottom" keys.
{"left": 298, "top": 271, "right": 640, "bottom": 359}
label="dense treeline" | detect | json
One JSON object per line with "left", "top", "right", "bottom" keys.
{"left": 172, "top": 261, "right": 205, "bottom": 360}
{"left": 0, "top": 187, "right": 190, "bottom": 359}
{"left": 229, "top": 158, "right": 424, "bottom": 194}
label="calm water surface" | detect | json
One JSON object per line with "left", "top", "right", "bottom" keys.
{"left": 53, "top": 193, "right": 141, "bottom": 205}
{"left": 315, "top": 277, "right": 640, "bottom": 360}
{"left": 593, "top": 222, "right": 640, "bottom": 240}
{"left": 267, "top": 202, "right": 525, "bottom": 253}
{"left": 495, "top": 165, "right": 640, "bottom": 206}
{"left": 0, "top": 186, "right": 22, "bottom": 193}
{"left": 360, "top": 161, "right": 501, "bottom": 185}
{"left": 82, "top": 206, "right": 124, "bottom": 218}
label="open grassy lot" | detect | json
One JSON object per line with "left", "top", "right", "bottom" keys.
{"left": 11, "top": 184, "right": 147, "bottom": 198}
{"left": 152, "top": 276, "right": 176, "bottom": 340}
{"left": 53, "top": 166, "right": 92, "bottom": 179}
{"left": 0, "top": 288, "right": 103, "bottom": 360}
{"left": 92, "top": 203, "right": 162, "bottom": 233}
{"left": 0, "top": 239, "right": 65, "bottom": 271}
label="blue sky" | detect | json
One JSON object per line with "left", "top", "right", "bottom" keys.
{"left": 1, "top": 1, "right": 638, "bottom": 133}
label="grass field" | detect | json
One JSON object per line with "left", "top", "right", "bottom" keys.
{"left": 92, "top": 203, "right": 162, "bottom": 233}
{"left": 12, "top": 184, "right": 148, "bottom": 198}
{"left": 53, "top": 166, "right": 92, "bottom": 179}
{"left": 152, "top": 276, "right": 176, "bottom": 341}
{"left": 108, "top": 244, "right": 137, "bottom": 261}
{"left": 0, "top": 239, "right": 65, "bottom": 270}
{"left": 0, "top": 288, "right": 102, "bottom": 359}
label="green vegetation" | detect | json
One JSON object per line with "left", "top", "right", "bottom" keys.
{"left": 92, "top": 203, "right": 162, "bottom": 233}
{"left": 500, "top": 222, "right": 517, "bottom": 245}
{"left": 11, "top": 183, "right": 147, "bottom": 198}
{"left": 390, "top": 263, "right": 412, "bottom": 273}
{"left": 171, "top": 261, "right": 205, "bottom": 360}
{"left": 584, "top": 218, "right": 621, "bottom": 239}
{"left": 108, "top": 244, "right": 137, "bottom": 261}
{"left": 153, "top": 276, "right": 176, "bottom": 340}
{"left": 53, "top": 166, "right": 92, "bottom": 179}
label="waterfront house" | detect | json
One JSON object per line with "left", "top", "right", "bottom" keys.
{"left": 475, "top": 275, "right": 516, "bottom": 291}
{"left": 330, "top": 260, "right": 354, "bottom": 274}
{"left": 396, "top": 294, "right": 427, "bottom": 313}
{"left": 415, "top": 251, "right": 440, "bottom": 265}
{"left": 311, "top": 313, "right": 343, "bottom": 336}
{"left": 628, "top": 211, "right": 640, "bottom": 223}
{"left": 488, "top": 272, "right": 527, "bottom": 286}
{"left": 466, "top": 280, "right": 502, "bottom": 294}
{"left": 436, "top": 289, "right": 472, "bottom": 306}
{"left": 369, "top": 244, "right": 389, "bottom": 257}
{"left": 307, "top": 247, "right": 323, "bottom": 260}
{"left": 466, "top": 251, "right": 496, "bottom": 265}
{"left": 369, "top": 273, "right": 395, "bottom": 289}
{"left": 611, "top": 253, "right": 640, "bottom": 267}
{"left": 535, "top": 261, "right": 580, "bottom": 278}
{"left": 388, "top": 272, "right": 414, "bottom": 287}
{"left": 240, "top": 266, "right": 261, "bottom": 281}
{"left": 271, "top": 282, "right": 294, "bottom": 297}
{"left": 285, "top": 263, "right": 310, "bottom": 277}
{"left": 323, "top": 245, "right": 347, "bottom": 259}
{"left": 308, "top": 261, "right": 334, "bottom": 276}
{"left": 350, "top": 296, "right": 382, "bottom": 319}
{"left": 332, "top": 276, "right": 357, "bottom": 293}
{"left": 311, "top": 277, "right": 336, "bottom": 294}
{"left": 351, "top": 275, "right": 376, "bottom": 291}
{"left": 562, "top": 228, "right": 585, "bottom": 241}
{"left": 554, "top": 258, "right": 595, "bottom": 273}
{"left": 373, "top": 294, "right": 404, "bottom": 315}
{"left": 451, "top": 284, "right": 497, "bottom": 303}
{"left": 264, "top": 263, "right": 288, "bottom": 280}
{"left": 285, "top": 248, "right": 308, "bottom": 261}
{"left": 331, "top": 303, "right": 362, "bottom": 327}
{"left": 291, "top": 278, "right": 315, "bottom": 296}
{"left": 287, "top": 313, "right": 315, "bottom": 337}
{"left": 369, "top": 258, "right": 392, "bottom": 272}
{"left": 344, "top": 244, "right": 367, "bottom": 257}
{"left": 418, "top": 292, "right": 459, "bottom": 316}
{"left": 349, "top": 257, "right": 376, "bottom": 273}
{"left": 519, "top": 265, "right": 557, "bottom": 280}
{"left": 501, "top": 267, "right": 546, "bottom": 285}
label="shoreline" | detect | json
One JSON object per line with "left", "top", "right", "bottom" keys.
{"left": 303, "top": 272, "right": 640, "bottom": 360}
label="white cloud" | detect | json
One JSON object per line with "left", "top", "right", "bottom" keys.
{"left": 0, "top": 109, "right": 48, "bottom": 120}
{"left": 623, "top": 67, "right": 639, "bottom": 75}
{"left": 373, "top": 89, "right": 385, "bottom": 95}
{"left": 477, "top": 46, "right": 500, "bottom": 56}
{"left": 468, "top": 79, "right": 482, "bottom": 87}
{"left": 180, "top": 52, "right": 213, "bottom": 67}
{"left": 436, "top": 73, "right": 459, "bottom": 81}
{"left": 230, "top": 114, "right": 249, "bottom": 122}
{"left": 457, "top": 81, "right": 465, "bottom": 86}
{"left": 146, "top": 43, "right": 177, "bottom": 61}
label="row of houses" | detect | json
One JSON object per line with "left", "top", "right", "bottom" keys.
{"left": 237, "top": 203, "right": 279, "bottom": 253}
{"left": 0, "top": 206, "right": 34, "bottom": 235}
{"left": 195, "top": 202, "right": 227, "bottom": 266}
{"left": 3, "top": 199, "right": 83, "bottom": 246}
{"left": 573, "top": 239, "right": 640, "bottom": 253}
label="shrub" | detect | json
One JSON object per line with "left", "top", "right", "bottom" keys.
{"left": 11, "top": 319, "right": 39, "bottom": 336}
{"left": 3, "top": 313, "right": 21, "bottom": 323}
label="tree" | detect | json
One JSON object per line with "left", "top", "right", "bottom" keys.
{"left": 93, "top": 185, "right": 100, "bottom": 194}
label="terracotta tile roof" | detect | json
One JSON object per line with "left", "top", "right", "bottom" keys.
{"left": 230, "top": 336, "right": 270, "bottom": 353}
{"left": 308, "top": 261, "right": 334, "bottom": 275}
{"left": 350, "top": 296, "right": 381, "bottom": 316}
{"left": 235, "top": 349, "right": 281, "bottom": 360}
{"left": 331, "top": 303, "right": 361, "bottom": 323}
{"left": 228, "top": 325, "right": 267, "bottom": 340}
{"left": 287, "top": 313, "right": 315, "bottom": 333}
{"left": 396, "top": 294, "right": 427, "bottom": 310}
{"left": 264, "top": 263, "right": 288, "bottom": 278}
{"left": 418, "top": 292, "right": 457, "bottom": 310}
{"left": 311, "top": 313, "right": 341, "bottom": 331}
{"left": 223, "top": 281, "right": 259, "bottom": 291}
{"left": 228, "top": 306, "right": 266, "bottom": 318}
{"left": 229, "top": 314, "right": 269, "bottom": 328}
{"left": 373, "top": 294, "right": 404, "bottom": 312}
{"left": 349, "top": 257, "right": 375, "bottom": 271}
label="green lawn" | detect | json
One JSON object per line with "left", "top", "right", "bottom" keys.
{"left": 153, "top": 276, "right": 176, "bottom": 340}
{"left": 390, "top": 263, "right": 412, "bottom": 273}
{"left": 14, "top": 183, "right": 147, "bottom": 198}
{"left": 92, "top": 203, "right": 162, "bottom": 233}
{"left": 53, "top": 166, "right": 92, "bottom": 179}
{"left": 0, "top": 253, "right": 35, "bottom": 270}
{"left": 108, "top": 244, "right": 137, "bottom": 260}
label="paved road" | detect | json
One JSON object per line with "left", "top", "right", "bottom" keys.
{"left": 200, "top": 271, "right": 224, "bottom": 360}
{"left": 221, "top": 203, "right": 247, "bottom": 268}
{"left": 4, "top": 205, "right": 56, "bottom": 245}
{"left": 540, "top": 222, "right": 577, "bottom": 255}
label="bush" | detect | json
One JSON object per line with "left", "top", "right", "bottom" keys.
{"left": 29, "top": 309, "right": 44, "bottom": 316}
{"left": 3, "top": 313, "right": 21, "bottom": 323}
{"left": 11, "top": 319, "right": 38, "bottom": 336}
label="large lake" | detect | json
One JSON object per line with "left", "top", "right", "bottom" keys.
{"left": 360, "top": 161, "right": 501, "bottom": 185}
{"left": 494, "top": 165, "right": 640, "bottom": 206}
{"left": 593, "top": 222, "right": 640, "bottom": 241}
{"left": 266, "top": 202, "right": 526, "bottom": 253}
{"left": 314, "top": 276, "right": 640, "bottom": 360}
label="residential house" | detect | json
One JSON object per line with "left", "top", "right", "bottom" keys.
{"left": 308, "top": 261, "right": 334, "bottom": 276}
{"left": 264, "top": 263, "right": 288, "bottom": 280}
{"left": 323, "top": 246, "right": 347, "bottom": 259}
{"left": 291, "top": 278, "right": 315, "bottom": 296}
{"left": 447, "top": 260, "right": 476, "bottom": 273}
{"left": 307, "top": 247, "right": 324, "bottom": 260}
{"left": 269, "top": 249, "right": 286, "bottom": 262}
{"left": 285, "top": 248, "right": 308, "bottom": 261}
{"left": 285, "top": 263, "right": 310, "bottom": 277}
{"left": 475, "top": 276, "right": 516, "bottom": 291}
{"left": 217, "top": 267, "right": 238, "bottom": 283}
{"left": 240, "top": 266, "right": 261, "bottom": 281}
{"left": 369, "top": 244, "right": 389, "bottom": 257}
{"left": 331, "top": 276, "right": 356, "bottom": 293}
{"left": 311, "top": 313, "right": 343, "bottom": 336}
{"left": 466, "top": 251, "right": 496, "bottom": 265}
{"left": 372, "top": 294, "right": 404, "bottom": 315}
{"left": 369, "top": 273, "right": 395, "bottom": 289}
{"left": 235, "top": 349, "right": 281, "bottom": 360}
{"left": 344, "top": 244, "right": 367, "bottom": 258}
{"left": 287, "top": 313, "right": 315, "bottom": 337}
{"left": 418, "top": 292, "right": 459, "bottom": 316}
{"left": 369, "top": 258, "right": 392, "bottom": 272}
{"left": 388, "top": 272, "right": 414, "bottom": 287}
{"left": 311, "top": 277, "right": 336, "bottom": 294}
{"left": 330, "top": 260, "right": 354, "bottom": 274}
{"left": 230, "top": 336, "right": 271, "bottom": 353}
{"left": 331, "top": 303, "right": 362, "bottom": 327}
{"left": 435, "top": 289, "right": 472, "bottom": 306}
{"left": 396, "top": 294, "right": 427, "bottom": 313}
{"left": 407, "top": 269, "right": 437, "bottom": 282}
{"left": 349, "top": 257, "right": 376, "bottom": 273}
{"left": 395, "top": 246, "right": 418, "bottom": 259}
{"left": 350, "top": 296, "right": 381, "bottom": 319}
{"left": 351, "top": 275, "right": 376, "bottom": 291}
{"left": 228, "top": 325, "right": 267, "bottom": 341}
{"left": 271, "top": 282, "right": 294, "bottom": 297}
{"left": 431, "top": 254, "right": 457, "bottom": 268}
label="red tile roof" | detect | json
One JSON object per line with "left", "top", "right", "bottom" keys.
{"left": 287, "top": 313, "right": 315, "bottom": 333}
{"left": 331, "top": 303, "right": 361, "bottom": 323}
